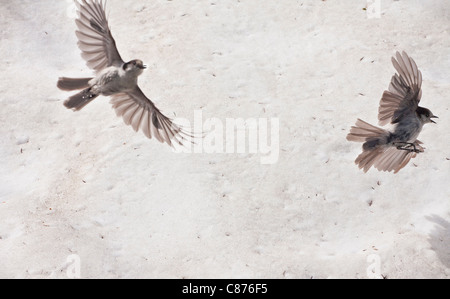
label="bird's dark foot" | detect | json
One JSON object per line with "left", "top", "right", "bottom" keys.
{"left": 394, "top": 142, "right": 421, "bottom": 153}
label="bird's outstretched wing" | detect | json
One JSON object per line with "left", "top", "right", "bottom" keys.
{"left": 355, "top": 146, "right": 418, "bottom": 174}
{"left": 75, "top": 0, "right": 124, "bottom": 72}
{"left": 378, "top": 51, "right": 422, "bottom": 126}
{"left": 110, "top": 87, "right": 192, "bottom": 147}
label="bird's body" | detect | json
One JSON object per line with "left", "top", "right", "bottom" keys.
{"left": 58, "top": 0, "right": 190, "bottom": 146}
{"left": 90, "top": 62, "right": 142, "bottom": 96}
{"left": 389, "top": 115, "right": 422, "bottom": 143}
{"left": 347, "top": 51, "right": 437, "bottom": 173}
{"left": 90, "top": 66, "right": 125, "bottom": 95}
{"left": 362, "top": 112, "right": 423, "bottom": 151}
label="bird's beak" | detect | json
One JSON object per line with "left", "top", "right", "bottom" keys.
{"left": 139, "top": 64, "right": 147, "bottom": 69}
{"left": 430, "top": 115, "right": 438, "bottom": 124}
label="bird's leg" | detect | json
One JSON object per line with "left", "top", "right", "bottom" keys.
{"left": 394, "top": 142, "right": 421, "bottom": 153}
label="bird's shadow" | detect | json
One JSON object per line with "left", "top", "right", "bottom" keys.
{"left": 426, "top": 214, "right": 450, "bottom": 268}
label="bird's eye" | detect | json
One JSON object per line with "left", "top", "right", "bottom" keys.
{"left": 133, "top": 61, "right": 136, "bottom": 65}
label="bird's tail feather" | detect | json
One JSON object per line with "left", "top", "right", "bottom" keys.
{"left": 64, "top": 87, "right": 99, "bottom": 111}
{"left": 346, "top": 118, "right": 388, "bottom": 143}
{"left": 347, "top": 119, "right": 417, "bottom": 173}
{"left": 57, "top": 77, "right": 93, "bottom": 91}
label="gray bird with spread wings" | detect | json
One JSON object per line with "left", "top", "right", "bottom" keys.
{"left": 347, "top": 51, "right": 438, "bottom": 173}
{"left": 58, "top": 0, "right": 190, "bottom": 146}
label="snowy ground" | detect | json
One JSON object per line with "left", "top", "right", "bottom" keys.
{"left": 0, "top": 0, "right": 449, "bottom": 278}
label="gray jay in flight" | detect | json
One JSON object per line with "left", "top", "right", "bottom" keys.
{"left": 57, "top": 0, "right": 190, "bottom": 147}
{"left": 347, "top": 51, "right": 437, "bottom": 173}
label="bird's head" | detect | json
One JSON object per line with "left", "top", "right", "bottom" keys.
{"left": 417, "top": 107, "right": 438, "bottom": 124}
{"left": 123, "top": 59, "right": 147, "bottom": 74}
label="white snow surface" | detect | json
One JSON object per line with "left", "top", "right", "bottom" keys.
{"left": 0, "top": 0, "right": 449, "bottom": 278}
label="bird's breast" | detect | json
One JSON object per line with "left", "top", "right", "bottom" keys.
{"left": 93, "top": 67, "right": 138, "bottom": 96}
{"left": 393, "top": 116, "right": 423, "bottom": 143}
